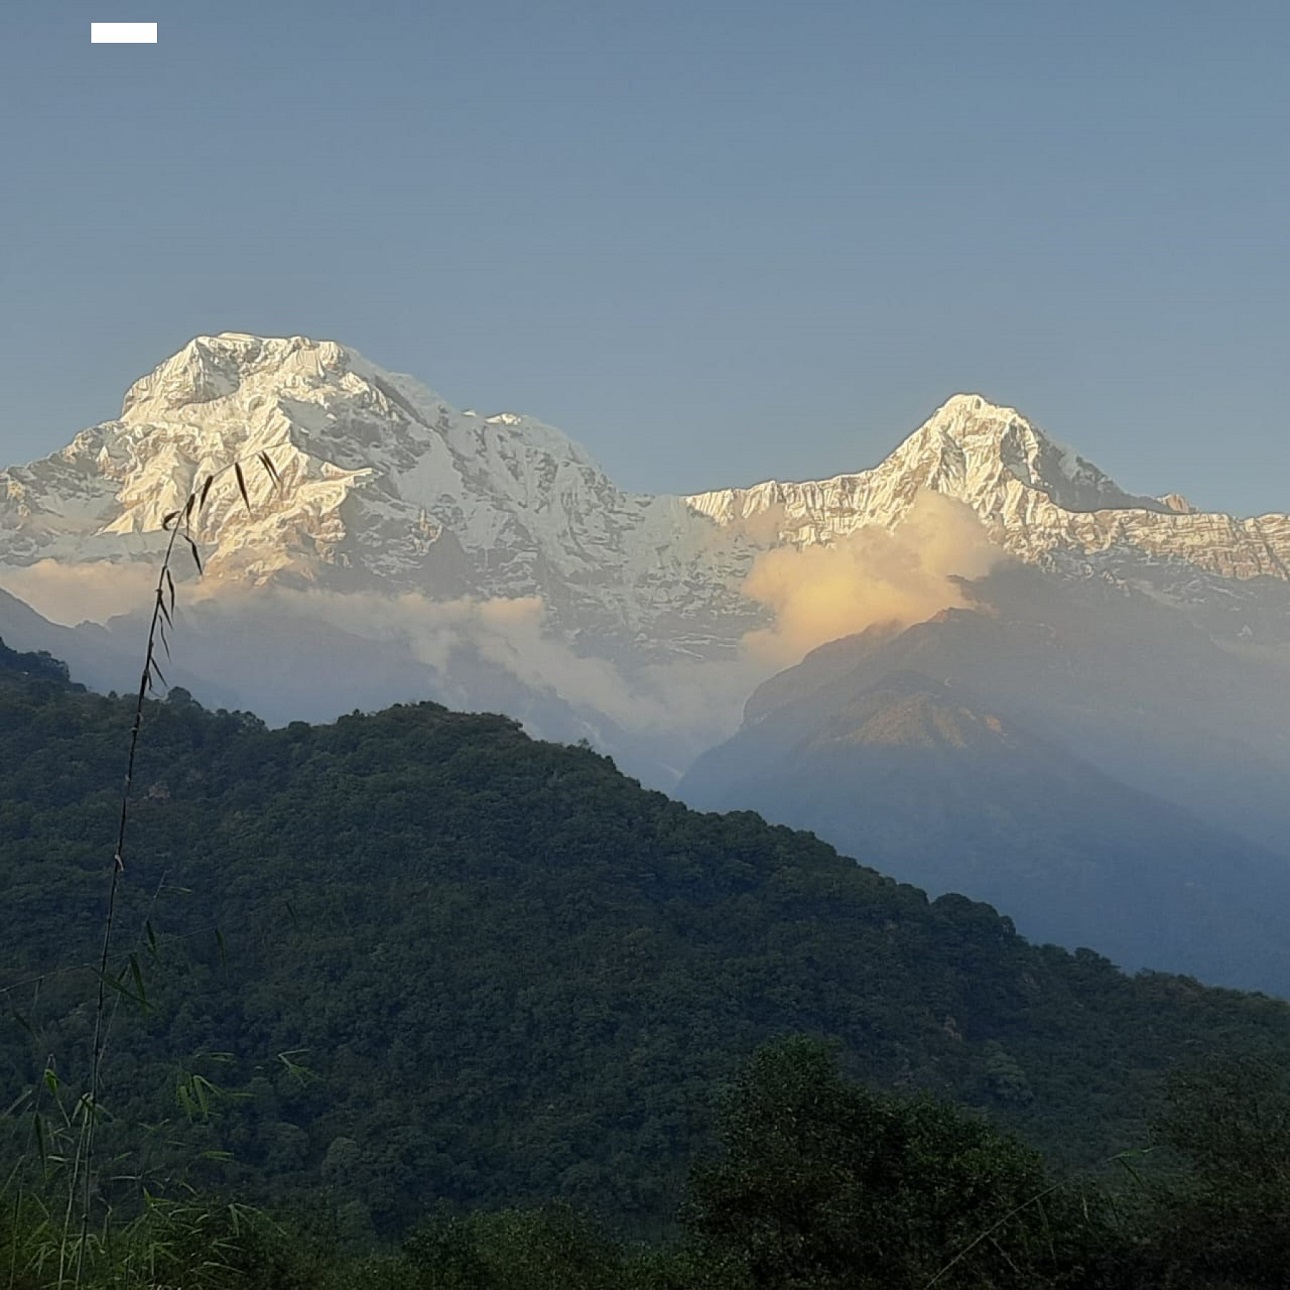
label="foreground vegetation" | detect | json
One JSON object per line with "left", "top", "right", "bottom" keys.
{"left": 3, "top": 638, "right": 1290, "bottom": 1284}
{"left": 6, "top": 1037, "right": 1290, "bottom": 1287}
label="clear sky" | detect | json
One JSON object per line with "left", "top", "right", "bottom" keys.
{"left": 2, "top": 0, "right": 1288, "bottom": 514}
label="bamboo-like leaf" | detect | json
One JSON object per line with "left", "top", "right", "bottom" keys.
{"left": 258, "top": 451, "right": 281, "bottom": 490}
{"left": 33, "top": 1110, "right": 47, "bottom": 1168}
{"left": 184, "top": 492, "right": 196, "bottom": 520}
{"left": 161, "top": 510, "right": 179, "bottom": 531}
{"left": 128, "top": 953, "right": 151, "bottom": 1015}
{"left": 98, "top": 968, "right": 145, "bottom": 1013}
{"left": 233, "top": 461, "right": 250, "bottom": 512}
{"left": 1110, "top": 1149, "right": 1151, "bottom": 1188}
{"left": 145, "top": 920, "right": 159, "bottom": 961}
{"left": 165, "top": 566, "right": 176, "bottom": 615}
{"left": 198, "top": 472, "right": 215, "bottom": 512}
{"left": 43, "top": 1068, "right": 59, "bottom": 1096}
{"left": 276, "top": 1049, "right": 312, "bottom": 1085}
{"left": 185, "top": 535, "right": 203, "bottom": 575}
{"left": 3, "top": 1088, "right": 32, "bottom": 1118}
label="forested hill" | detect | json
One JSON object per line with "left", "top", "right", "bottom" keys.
{"left": 2, "top": 637, "right": 1289, "bottom": 1239}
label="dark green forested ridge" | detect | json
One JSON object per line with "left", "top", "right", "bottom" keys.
{"left": 3, "top": 635, "right": 1290, "bottom": 1254}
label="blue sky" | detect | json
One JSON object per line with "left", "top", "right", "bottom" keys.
{"left": 2, "top": 0, "right": 1288, "bottom": 512}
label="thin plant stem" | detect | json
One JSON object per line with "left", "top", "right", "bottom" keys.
{"left": 66, "top": 451, "right": 277, "bottom": 1289}
{"left": 72, "top": 513, "right": 184, "bottom": 1289}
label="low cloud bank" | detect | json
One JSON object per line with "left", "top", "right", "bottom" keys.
{"left": 236, "top": 586, "right": 767, "bottom": 750}
{"left": 0, "top": 559, "right": 158, "bottom": 627}
{"left": 0, "top": 494, "right": 1005, "bottom": 768}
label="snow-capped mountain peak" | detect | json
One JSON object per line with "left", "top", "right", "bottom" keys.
{"left": 116, "top": 332, "right": 604, "bottom": 480}
{"left": 884, "top": 393, "right": 1166, "bottom": 515}
{"left": 0, "top": 334, "right": 753, "bottom": 652}
{"left": 121, "top": 334, "right": 363, "bottom": 420}
{"left": 5, "top": 335, "right": 1290, "bottom": 672}
{"left": 685, "top": 392, "right": 1290, "bottom": 584}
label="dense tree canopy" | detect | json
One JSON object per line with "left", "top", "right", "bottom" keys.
{"left": 2, "top": 636, "right": 1290, "bottom": 1272}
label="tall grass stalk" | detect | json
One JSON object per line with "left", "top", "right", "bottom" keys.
{"left": 62, "top": 452, "right": 279, "bottom": 1289}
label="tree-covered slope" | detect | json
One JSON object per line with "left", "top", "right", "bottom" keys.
{"left": 681, "top": 668, "right": 1290, "bottom": 992}
{"left": 3, "top": 637, "right": 1290, "bottom": 1240}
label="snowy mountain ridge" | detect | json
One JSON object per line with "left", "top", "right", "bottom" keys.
{"left": 0, "top": 334, "right": 759, "bottom": 658}
{"left": 688, "top": 392, "right": 1290, "bottom": 585}
{"left": 3, "top": 333, "right": 1290, "bottom": 665}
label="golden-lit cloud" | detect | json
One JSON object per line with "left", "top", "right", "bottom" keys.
{"left": 740, "top": 490, "right": 1005, "bottom": 666}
